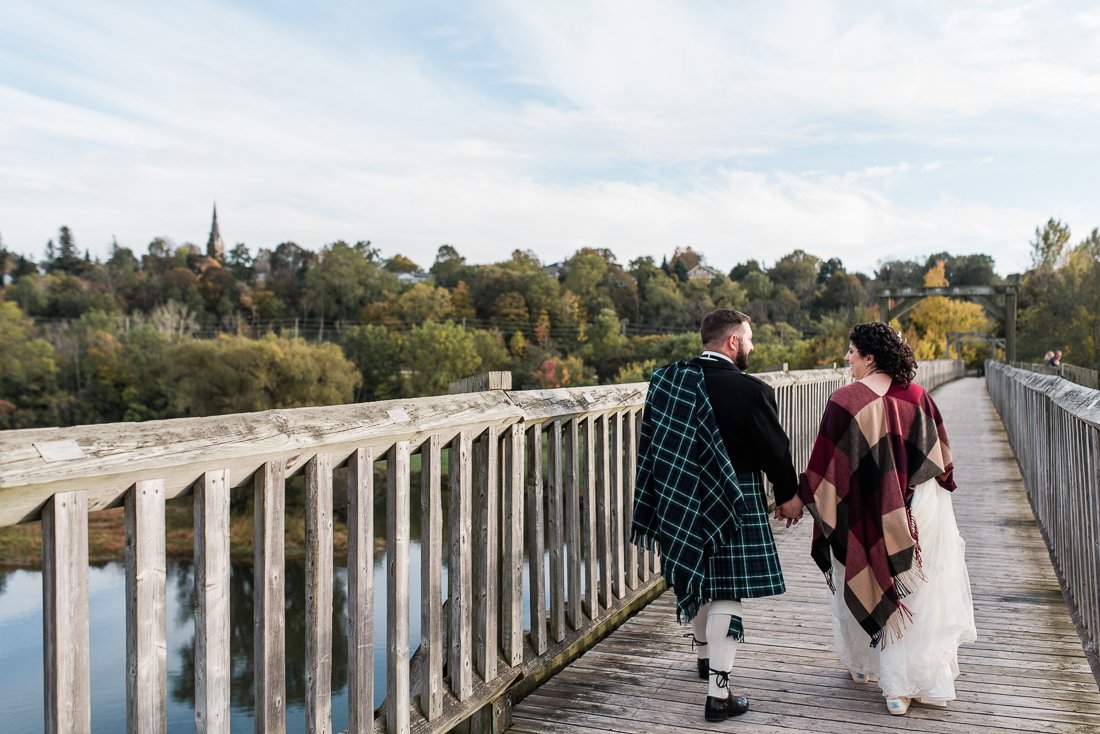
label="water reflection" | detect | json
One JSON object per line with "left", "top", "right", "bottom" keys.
{"left": 166, "top": 560, "right": 351, "bottom": 715}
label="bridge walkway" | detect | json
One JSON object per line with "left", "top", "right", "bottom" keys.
{"left": 509, "top": 377, "right": 1100, "bottom": 733}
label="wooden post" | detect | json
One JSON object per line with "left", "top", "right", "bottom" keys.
{"left": 420, "top": 436, "right": 444, "bottom": 720}
{"left": 526, "top": 422, "right": 548, "bottom": 654}
{"left": 609, "top": 412, "right": 625, "bottom": 600}
{"left": 636, "top": 410, "right": 650, "bottom": 583}
{"left": 42, "top": 490, "right": 90, "bottom": 734}
{"left": 347, "top": 448, "right": 374, "bottom": 734}
{"left": 547, "top": 421, "right": 567, "bottom": 642}
{"left": 448, "top": 432, "right": 474, "bottom": 701}
{"left": 195, "top": 470, "right": 230, "bottom": 734}
{"left": 595, "top": 415, "right": 612, "bottom": 609}
{"left": 624, "top": 411, "right": 639, "bottom": 592}
{"left": 126, "top": 479, "right": 167, "bottom": 734}
{"left": 254, "top": 460, "right": 286, "bottom": 734}
{"left": 387, "top": 442, "right": 412, "bottom": 734}
{"left": 582, "top": 416, "right": 599, "bottom": 620}
{"left": 473, "top": 427, "right": 499, "bottom": 681}
{"left": 306, "top": 454, "right": 334, "bottom": 734}
{"left": 879, "top": 295, "right": 891, "bottom": 324}
{"left": 563, "top": 419, "right": 582, "bottom": 630}
{"left": 502, "top": 424, "right": 525, "bottom": 667}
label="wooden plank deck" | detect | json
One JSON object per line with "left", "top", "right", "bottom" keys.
{"left": 510, "top": 377, "right": 1100, "bottom": 733}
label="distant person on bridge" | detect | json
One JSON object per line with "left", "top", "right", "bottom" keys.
{"left": 632, "top": 309, "right": 798, "bottom": 722}
{"left": 1048, "top": 350, "right": 1062, "bottom": 367}
{"left": 776, "top": 322, "right": 976, "bottom": 716}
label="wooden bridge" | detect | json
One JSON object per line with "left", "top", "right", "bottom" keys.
{"left": 1, "top": 359, "right": 1098, "bottom": 734}
{"left": 509, "top": 373, "right": 1100, "bottom": 734}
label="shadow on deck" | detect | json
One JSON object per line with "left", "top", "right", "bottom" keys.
{"left": 510, "top": 378, "right": 1100, "bottom": 733}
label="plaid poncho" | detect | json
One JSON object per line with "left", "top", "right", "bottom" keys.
{"left": 798, "top": 380, "right": 955, "bottom": 647}
{"left": 632, "top": 360, "right": 785, "bottom": 624}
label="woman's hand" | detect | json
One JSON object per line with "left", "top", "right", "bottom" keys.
{"left": 774, "top": 496, "right": 805, "bottom": 528}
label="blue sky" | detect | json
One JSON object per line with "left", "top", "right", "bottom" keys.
{"left": 2, "top": 1, "right": 1099, "bottom": 276}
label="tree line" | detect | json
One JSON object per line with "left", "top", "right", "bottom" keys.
{"left": 1, "top": 217, "right": 1096, "bottom": 430}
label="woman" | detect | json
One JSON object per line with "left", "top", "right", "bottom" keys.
{"left": 776, "top": 322, "right": 976, "bottom": 715}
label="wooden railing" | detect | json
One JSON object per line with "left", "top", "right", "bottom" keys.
{"left": 0, "top": 359, "right": 961, "bottom": 734}
{"left": 986, "top": 360, "right": 1100, "bottom": 655}
{"left": 1010, "top": 360, "right": 1100, "bottom": 391}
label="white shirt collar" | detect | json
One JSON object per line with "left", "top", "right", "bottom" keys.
{"left": 701, "top": 350, "right": 734, "bottom": 365}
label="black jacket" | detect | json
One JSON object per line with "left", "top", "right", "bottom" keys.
{"left": 691, "top": 355, "right": 799, "bottom": 505}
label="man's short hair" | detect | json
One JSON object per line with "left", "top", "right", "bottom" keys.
{"left": 700, "top": 309, "right": 751, "bottom": 347}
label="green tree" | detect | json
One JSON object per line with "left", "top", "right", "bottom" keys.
{"left": 169, "top": 334, "right": 359, "bottom": 416}
{"left": 343, "top": 324, "right": 403, "bottom": 401}
{"left": 1030, "top": 218, "right": 1071, "bottom": 271}
{"left": 390, "top": 284, "right": 454, "bottom": 323}
{"left": 0, "top": 301, "right": 67, "bottom": 428}
{"left": 305, "top": 241, "right": 392, "bottom": 322}
{"left": 44, "top": 226, "right": 84, "bottom": 275}
{"left": 403, "top": 321, "right": 482, "bottom": 397}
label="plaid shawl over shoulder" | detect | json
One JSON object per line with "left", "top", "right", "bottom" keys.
{"left": 632, "top": 360, "right": 784, "bottom": 622}
{"left": 798, "top": 380, "right": 955, "bottom": 647}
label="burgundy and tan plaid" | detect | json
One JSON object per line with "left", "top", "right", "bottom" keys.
{"left": 798, "top": 380, "right": 955, "bottom": 647}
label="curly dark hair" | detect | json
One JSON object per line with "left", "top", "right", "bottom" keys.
{"left": 849, "top": 322, "right": 918, "bottom": 388}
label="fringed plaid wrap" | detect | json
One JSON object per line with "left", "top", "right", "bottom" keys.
{"left": 798, "top": 380, "right": 955, "bottom": 647}
{"left": 632, "top": 360, "right": 786, "bottom": 625}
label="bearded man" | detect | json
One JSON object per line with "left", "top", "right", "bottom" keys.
{"left": 631, "top": 309, "right": 799, "bottom": 721}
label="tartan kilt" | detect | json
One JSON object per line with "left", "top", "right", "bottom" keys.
{"left": 699, "top": 471, "right": 785, "bottom": 600}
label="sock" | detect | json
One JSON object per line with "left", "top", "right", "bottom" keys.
{"left": 706, "top": 600, "right": 743, "bottom": 699}
{"left": 692, "top": 601, "right": 710, "bottom": 659}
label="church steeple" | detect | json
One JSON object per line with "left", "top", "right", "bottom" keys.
{"left": 206, "top": 203, "right": 225, "bottom": 259}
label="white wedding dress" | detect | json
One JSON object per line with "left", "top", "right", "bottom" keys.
{"left": 828, "top": 478, "right": 977, "bottom": 703}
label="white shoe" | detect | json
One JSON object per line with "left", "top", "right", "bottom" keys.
{"left": 850, "top": 671, "right": 869, "bottom": 683}
{"left": 886, "top": 696, "right": 910, "bottom": 715}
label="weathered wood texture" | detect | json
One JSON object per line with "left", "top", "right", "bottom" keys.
{"left": 988, "top": 361, "right": 1100, "bottom": 659}
{"left": 474, "top": 427, "right": 500, "bottom": 682}
{"left": 125, "top": 479, "right": 167, "bottom": 734}
{"left": 509, "top": 377, "right": 1100, "bottom": 734}
{"left": 546, "top": 421, "right": 567, "bottom": 643}
{"left": 526, "top": 423, "right": 548, "bottom": 655}
{"left": 42, "top": 490, "right": 91, "bottom": 734}
{"left": 387, "top": 442, "right": 412, "bottom": 734}
{"left": 306, "top": 453, "right": 334, "bottom": 734}
{"left": 420, "top": 436, "right": 444, "bottom": 720}
{"left": 347, "top": 448, "right": 374, "bottom": 733}
{"left": 194, "top": 470, "right": 230, "bottom": 734}
{"left": 254, "top": 460, "right": 286, "bottom": 734}
{"left": 502, "top": 424, "right": 525, "bottom": 667}
{"left": 449, "top": 371, "right": 513, "bottom": 394}
{"left": 448, "top": 432, "right": 474, "bottom": 702}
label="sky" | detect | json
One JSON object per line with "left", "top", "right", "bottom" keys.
{"left": 2, "top": 1, "right": 1099, "bottom": 277}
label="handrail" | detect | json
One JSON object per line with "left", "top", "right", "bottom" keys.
{"left": 0, "top": 359, "right": 961, "bottom": 734}
{"left": 1010, "top": 360, "right": 1100, "bottom": 390}
{"left": 986, "top": 360, "right": 1100, "bottom": 657}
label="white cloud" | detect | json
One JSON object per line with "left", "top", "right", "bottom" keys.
{"left": 0, "top": 0, "right": 1096, "bottom": 278}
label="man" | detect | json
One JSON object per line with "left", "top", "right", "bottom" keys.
{"left": 632, "top": 309, "right": 798, "bottom": 722}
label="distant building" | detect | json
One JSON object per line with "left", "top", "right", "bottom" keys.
{"left": 397, "top": 272, "right": 430, "bottom": 285}
{"left": 542, "top": 261, "right": 569, "bottom": 279}
{"left": 206, "top": 204, "right": 226, "bottom": 259}
{"left": 687, "top": 264, "right": 722, "bottom": 281}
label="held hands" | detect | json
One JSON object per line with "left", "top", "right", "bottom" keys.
{"left": 773, "top": 496, "right": 805, "bottom": 528}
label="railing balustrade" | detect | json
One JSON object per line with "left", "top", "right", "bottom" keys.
{"left": 986, "top": 360, "right": 1100, "bottom": 655}
{"left": 0, "top": 359, "right": 961, "bottom": 734}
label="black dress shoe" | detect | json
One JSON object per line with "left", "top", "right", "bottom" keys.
{"left": 696, "top": 658, "right": 709, "bottom": 680}
{"left": 704, "top": 692, "right": 750, "bottom": 721}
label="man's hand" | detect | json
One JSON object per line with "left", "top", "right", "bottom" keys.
{"left": 773, "top": 496, "right": 805, "bottom": 528}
